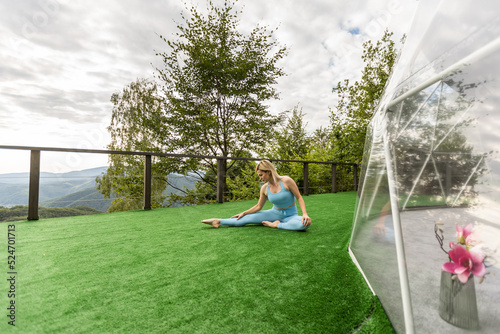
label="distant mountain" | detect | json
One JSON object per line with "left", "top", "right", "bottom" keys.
{"left": 165, "top": 173, "right": 200, "bottom": 197}
{"left": 41, "top": 187, "right": 114, "bottom": 211}
{"left": 0, "top": 167, "right": 199, "bottom": 210}
{"left": 0, "top": 167, "right": 108, "bottom": 207}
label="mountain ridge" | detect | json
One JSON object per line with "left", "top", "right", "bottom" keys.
{"left": 0, "top": 166, "right": 197, "bottom": 210}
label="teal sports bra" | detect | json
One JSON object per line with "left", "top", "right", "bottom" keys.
{"left": 267, "top": 179, "right": 295, "bottom": 208}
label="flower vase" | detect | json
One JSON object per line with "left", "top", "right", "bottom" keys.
{"left": 439, "top": 271, "right": 479, "bottom": 329}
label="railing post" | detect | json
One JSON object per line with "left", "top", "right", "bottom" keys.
{"left": 331, "top": 163, "right": 337, "bottom": 193}
{"left": 303, "top": 162, "right": 309, "bottom": 196}
{"left": 144, "top": 155, "right": 152, "bottom": 210}
{"left": 353, "top": 164, "right": 358, "bottom": 191}
{"left": 28, "top": 150, "right": 40, "bottom": 220}
{"left": 217, "top": 158, "right": 225, "bottom": 203}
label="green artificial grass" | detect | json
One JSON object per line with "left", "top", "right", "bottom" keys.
{"left": 0, "top": 192, "right": 394, "bottom": 333}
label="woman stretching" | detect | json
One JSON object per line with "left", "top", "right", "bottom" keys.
{"left": 202, "top": 160, "right": 311, "bottom": 231}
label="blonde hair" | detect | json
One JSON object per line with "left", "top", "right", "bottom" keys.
{"left": 256, "top": 160, "right": 281, "bottom": 184}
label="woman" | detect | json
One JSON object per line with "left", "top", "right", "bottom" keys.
{"left": 201, "top": 160, "right": 311, "bottom": 231}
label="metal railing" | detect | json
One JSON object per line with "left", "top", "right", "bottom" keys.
{"left": 0, "top": 145, "right": 360, "bottom": 220}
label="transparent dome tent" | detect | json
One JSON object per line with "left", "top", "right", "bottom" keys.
{"left": 348, "top": 0, "right": 500, "bottom": 333}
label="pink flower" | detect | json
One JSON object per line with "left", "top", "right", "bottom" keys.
{"left": 442, "top": 244, "right": 486, "bottom": 283}
{"left": 456, "top": 223, "right": 473, "bottom": 245}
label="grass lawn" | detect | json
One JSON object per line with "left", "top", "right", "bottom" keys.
{"left": 0, "top": 192, "right": 394, "bottom": 333}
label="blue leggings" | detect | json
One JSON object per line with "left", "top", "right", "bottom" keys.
{"left": 220, "top": 205, "right": 309, "bottom": 231}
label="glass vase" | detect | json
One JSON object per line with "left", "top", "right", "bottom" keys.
{"left": 439, "top": 271, "right": 480, "bottom": 329}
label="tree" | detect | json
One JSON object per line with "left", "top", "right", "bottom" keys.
{"left": 154, "top": 0, "right": 287, "bottom": 200}
{"left": 98, "top": 0, "right": 287, "bottom": 209}
{"left": 263, "top": 106, "right": 335, "bottom": 194}
{"left": 96, "top": 78, "right": 168, "bottom": 212}
{"left": 263, "top": 105, "right": 310, "bottom": 176}
{"left": 331, "top": 29, "right": 399, "bottom": 164}
{"left": 330, "top": 30, "right": 399, "bottom": 191}
{"left": 303, "top": 127, "right": 335, "bottom": 194}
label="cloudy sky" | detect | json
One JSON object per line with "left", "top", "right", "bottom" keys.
{"left": 0, "top": 0, "right": 418, "bottom": 174}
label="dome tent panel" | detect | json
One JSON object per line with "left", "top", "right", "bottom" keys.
{"left": 349, "top": 0, "right": 500, "bottom": 333}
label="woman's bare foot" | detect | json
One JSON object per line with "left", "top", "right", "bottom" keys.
{"left": 262, "top": 220, "right": 279, "bottom": 228}
{"left": 201, "top": 218, "right": 221, "bottom": 228}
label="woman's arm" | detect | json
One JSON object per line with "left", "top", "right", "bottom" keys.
{"left": 232, "top": 184, "right": 268, "bottom": 220}
{"left": 282, "top": 176, "right": 311, "bottom": 227}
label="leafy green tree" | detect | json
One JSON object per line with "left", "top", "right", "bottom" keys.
{"left": 154, "top": 0, "right": 287, "bottom": 201}
{"left": 98, "top": 0, "right": 287, "bottom": 208}
{"left": 303, "top": 127, "right": 335, "bottom": 194}
{"left": 225, "top": 159, "right": 261, "bottom": 201}
{"left": 331, "top": 29, "right": 398, "bottom": 164}
{"left": 330, "top": 30, "right": 399, "bottom": 191}
{"left": 263, "top": 106, "right": 334, "bottom": 194}
{"left": 263, "top": 105, "right": 310, "bottom": 179}
{"left": 96, "top": 79, "right": 168, "bottom": 212}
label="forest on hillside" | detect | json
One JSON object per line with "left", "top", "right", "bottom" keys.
{"left": 0, "top": 205, "right": 104, "bottom": 222}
